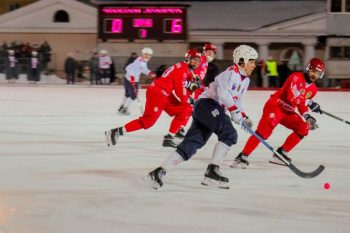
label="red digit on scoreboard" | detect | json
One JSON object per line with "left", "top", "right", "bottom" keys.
{"left": 111, "top": 19, "right": 123, "bottom": 33}
{"left": 171, "top": 19, "right": 182, "bottom": 33}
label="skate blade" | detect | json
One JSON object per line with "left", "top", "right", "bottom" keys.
{"left": 142, "top": 175, "right": 160, "bottom": 190}
{"left": 201, "top": 177, "right": 229, "bottom": 189}
{"left": 230, "top": 162, "right": 248, "bottom": 169}
{"left": 269, "top": 160, "right": 287, "bottom": 167}
{"left": 104, "top": 131, "right": 114, "bottom": 146}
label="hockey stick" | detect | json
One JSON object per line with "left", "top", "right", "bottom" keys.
{"left": 321, "top": 110, "right": 350, "bottom": 125}
{"left": 242, "top": 122, "right": 325, "bottom": 179}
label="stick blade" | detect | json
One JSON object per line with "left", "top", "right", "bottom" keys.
{"left": 288, "top": 163, "right": 325, "bottom": 179}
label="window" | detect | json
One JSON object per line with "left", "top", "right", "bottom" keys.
{"left": 53, "top": 10, "right": 69, "bottom": 23}
{"left": 329, "top": 46, "right": 350, "bottom": 59}
{"left": 344, "top": 47, "right": 350, "bottom": 59}
{"left": 8, "top": 3, "right": 20, "bottom": 11}
{"left": 331, "top": 0, "right": 342, "bottom": 12}
{"left": 346, "top": 0, "right": 350, "bottom": 11}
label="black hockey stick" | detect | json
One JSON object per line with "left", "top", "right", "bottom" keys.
{"left": 242, "top": 122, "right": 325, "bottom": 179}
{"left": 321, "top": 110, "right": 350, "bottom": 125}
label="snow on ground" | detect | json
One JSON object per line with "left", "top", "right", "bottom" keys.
{"left": 0, "top": 85, "right": 349, "bottom": 233}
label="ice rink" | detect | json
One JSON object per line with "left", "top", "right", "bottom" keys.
{"left": 1, "top": 85, "right": 349, "bottom": 233}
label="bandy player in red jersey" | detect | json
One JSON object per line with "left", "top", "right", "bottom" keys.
{"left": 104, "top": 49, "right": 202, "bottom": 147}
{"left": 231, "top": 58, "right": 325, "bottom": 168}
{"left": 193, "top": 43, "right": 217, "bottom": 100}
{"left": 173, "top": 43, "right": 218, "bottom": 141}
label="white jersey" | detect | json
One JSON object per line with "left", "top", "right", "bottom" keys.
{"left": 200, "top": 64, "right": 250, "bottom": 113}
{"left": 99, "top": 56, "right": 112, "bottom": 69}
{"left": 125, "top": 57, "right": 151, "bottom": 82}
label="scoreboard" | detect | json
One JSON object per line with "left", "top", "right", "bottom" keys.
{"left": 98, "top": 4, "right": 189, "bottom": 41}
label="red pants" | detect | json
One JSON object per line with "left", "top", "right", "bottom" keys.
{"left": 124, "top": 87, "right": 193, "bottom": 134}
{"left": 242, "top": 97, "right": 310, "bottom": 156}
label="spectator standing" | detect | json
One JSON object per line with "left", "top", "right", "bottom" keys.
{"left": 98, "top": 50, "right": 112, "bottom": 85}
{"left": 255, "top": 59, "right": 265, "bottom": 87}
{"left": 89, "top": 52, "right": 100, "bottom": 85}
{"left": 27, "top": 51, "right": 41, "bottom": 84}
{"left": 266, "top": 56, "right": 279, "bottom": 87}
{"left": 277, "top": 59, "right": 291, "bottom": 87}
{"left": 39, "top": 41, "right": 52, "bottom": 73}
{"left": 5, "top": 50, "right": 18, "bottom": 83}
{"left": 64, "top": 53, "right": 76, "bottom": 85}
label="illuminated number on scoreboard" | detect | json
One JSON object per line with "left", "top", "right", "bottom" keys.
{"left": 163, "top": 18, "right": 183, "bottom": 33}
{"left": 111, "top": 19, "right": 122, "bottom": 33}
{"left": 139, "top": 29, "right": 148, "bottom": 38}
{"left": 133, "top": 19, "right": 153, "bottom": 28}
{"left": 104, "top": 18, "right": 123, "bottom": 33}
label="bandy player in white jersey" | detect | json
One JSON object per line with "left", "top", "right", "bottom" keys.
{"left": 118, "top": 47, "right": 156, "bottom": 115}
{"left": 146, "top": 45, "right": 258, "bottom": 190}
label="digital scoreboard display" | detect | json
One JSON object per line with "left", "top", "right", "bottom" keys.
{"left": 98, "top": 5, "right": 188, "bottom": 41}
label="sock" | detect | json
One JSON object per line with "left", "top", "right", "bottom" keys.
{"left": 210, "top": 141, "right": 231, "bottom": 166}
{"left": 125, "top": 97, "right": 133, "bottom": 108}
{"left": 161, "top": 151, "right": 184, "bottom": 171}
{"left": 242, "top": 134, "right": 261, "bottom": 156}
{"left": 281, "top": 132, "right": 302, "bottom": 152}
{"left": 121, "top": 96, "right": 128, "bottom": 106}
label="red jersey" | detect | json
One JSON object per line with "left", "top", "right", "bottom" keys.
{"left": 194, "top": 55, "right": 208, "bottom": 81}
{"left": 193, "top": 55, "right": 209, "bottom": 99}
{"left": 271, "top": 72, "right": 318, "bottom": 115}
{"left": 149, "top": 61, "right": 194, "bottom": 104}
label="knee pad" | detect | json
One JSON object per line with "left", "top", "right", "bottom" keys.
{"left": 218, "top": 128, "right": 237, "bottom": 146}
{"left": 176, "top": 145, "right": 196, "bottom": 161}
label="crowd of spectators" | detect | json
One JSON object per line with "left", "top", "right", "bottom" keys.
{"left": 0, "top": 41, "right": 52, "bottom": 83}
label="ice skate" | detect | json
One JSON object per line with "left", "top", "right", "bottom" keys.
{"left": 117, "top": 106, "right": 130, "bottom": 115}
{"left": 201, "top": 164, "right": 229, "bottom": 189}
{"left": 144, "top": 167, "right": 166, "bottom": 190}
{"left": 117, "top": 105, "right": 125, "bottom": 113}
{"left": 162, "top": 134, "right": 178, "bottom": 148}
{"left": 269, "top": 147, "right": 291, "bottom": 166}
{"left": 104, "top": 129, "right": 120, "bottom": 146}
{"left": 174, "top": 127, "right": 186, "bottom": 139}
{"left": 230, "top": 152, "right": 249, "bottom": 169}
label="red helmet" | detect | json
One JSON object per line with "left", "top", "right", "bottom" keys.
{"left": 185, "top": 48, "right": 202, "bottom": 60}
{"left": 203, "top": 43, "right": 217, "bottom": 53}
{"left": 306, "top": 58, "right": 325, "bottom": 78}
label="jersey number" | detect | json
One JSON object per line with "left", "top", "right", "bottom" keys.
{"left": 211, "top": 109, "right": 220, "bottom": 117}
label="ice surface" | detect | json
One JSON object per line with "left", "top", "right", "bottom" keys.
{"left": 0, "top": 85, "right": 349, "bottom": 233}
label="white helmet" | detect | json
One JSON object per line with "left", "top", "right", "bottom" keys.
{"left": 142, "top": 47, "right": 153, "bottom": 55}
{"left": 100, "top": 50, "right": 107, "bottom": 54}
{"left": 233, "top": 45, "right": 258, "bottom": 66}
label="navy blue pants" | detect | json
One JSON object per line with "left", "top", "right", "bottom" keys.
{"left": 124, "top": 78, "right": 139, "bottom": 100}
{"left": 176, "top": 98, "right": 238, "bottom": 161}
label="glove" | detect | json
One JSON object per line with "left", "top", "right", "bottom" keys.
{"left": 304, "top": 114, "right": 318, "bottom": 130}
{"left": 308, "top": 100, "right": 322, "bottom": 114}
{"left": 188, "top": 96, "right": 195, "bottom": 106}
{"left": 184, "top": 80, "right": 200, "bottom": 91}
{"left": 148, "top": 71, "right": 156, "bottom": 79}
{"left": 243, "top": 116, "right": 253, "bottom": 128}
{"left": 230, "top": 109, "right": 243, "bottom": 125}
